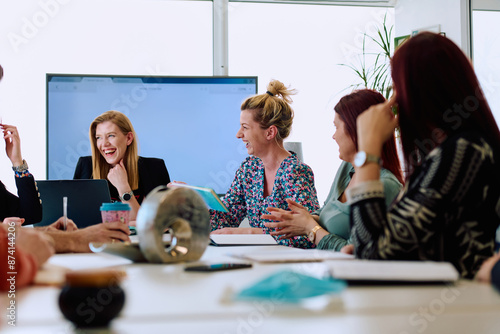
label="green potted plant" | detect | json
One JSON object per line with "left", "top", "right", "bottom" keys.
{"left": 339, "top": 13, "right": 393, "bottom": 99}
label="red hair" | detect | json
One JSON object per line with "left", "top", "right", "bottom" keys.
{"left": 335, "top": 89, "right": 404, "bottom": 184}
{"left": 391, "top": 32, "right": 500, "bottom": 175}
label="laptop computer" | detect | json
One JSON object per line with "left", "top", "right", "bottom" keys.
{"left": 35, "top": 179, "right": 112, "bottom": 228}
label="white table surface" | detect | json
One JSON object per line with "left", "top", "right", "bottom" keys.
{"left": 2, "top": 246, "right": 500, "bottom": 333}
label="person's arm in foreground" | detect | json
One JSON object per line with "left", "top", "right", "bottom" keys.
{"left": 0, "top": 223, "right": 54, "bottom": 290}
{"left": 45, "top": 222, "right": 130, "bottom": 253}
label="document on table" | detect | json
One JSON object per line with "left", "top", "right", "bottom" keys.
{"left": 328, "top": 260, "right": 460, "bottom": 283}
{"left": 229, "top": 246, "right": 354, "bottom": 263}
{"left": 210, "top": 234, "right": 278, "bottom": 246}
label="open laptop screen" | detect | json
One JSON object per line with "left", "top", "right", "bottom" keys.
{"left": 35, "top": 179, "right": 111, "bottom": 228}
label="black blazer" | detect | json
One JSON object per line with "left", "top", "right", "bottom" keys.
{"left": 0, "top": 175, "right": 43, "bottom": 224}
{"left": 73, "top": 156, "right": 170, "bottom": 204}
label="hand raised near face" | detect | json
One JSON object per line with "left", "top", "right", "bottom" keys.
{"left": 1, "top": 124, "right": 23, "bottom": 166}
{"left": 356, "top": 94, "right": 399, "bottom": 153}
{"left": 107, "top": 159, "right": 131, "bottom": 194}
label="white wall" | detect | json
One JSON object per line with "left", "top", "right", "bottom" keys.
{"left": 394, "top": 0, "right": 469, "bottom": 53}
{"left": 0, "top": 0, "right": 395, "bottom": 205}
{"left": 0, "top": 0, "right": 213, "bottom": 194}
{"left": 0, "top": 0, "right": 471, "bottom": 204}
{"left": 227, "top": 3, "right": 394, "bottom": 203}
{"left": 472, "top": 9, "right": 500, "bottom": 124}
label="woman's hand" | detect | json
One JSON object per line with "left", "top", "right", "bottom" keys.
{"left": 262, "top": 199, "right": 317, "bottom": 239}
{"left": 211, "top": 227, "right": 263, "bottom": 234}
{"left": 71, "top": 222, "right": 131, "bottom": 253}
{"left": 81, "top": 222, "right": 131, "bottom": 243}
{"left": 357, "top": 94, "right": 399, "bottom": 155}
{"left": 340, "top": 244, "right": 354, "bottom": 254}
{"left": 1, "top": 124, "right": 23, "bottom": 167}
{"left": 2, "top": 217, "right": 25, "bottom": 226}
{"left": 167, "top": 181, "right": 187, "bottom": 189}
{"left": 476, "top": 253, "right": 500, "bottom": 283}
{"left": 107, "top": 159, "right": 131, "bottom": 194}
{"left": 45, "top": 216, "right": 78, "bottom": 231}
{"left": 43, "top": 222, "right": 131, "bottom": 253}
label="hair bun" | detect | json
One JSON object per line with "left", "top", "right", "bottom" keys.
{"left": 266, "top": 79, "right": 296, "bottom": 104}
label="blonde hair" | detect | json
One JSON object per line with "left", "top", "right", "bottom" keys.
{"left": 240, "top": 79, "right": 296, "bottom": 143}
{"left": 89, "top": 110, "right": 139, "bottom": 190}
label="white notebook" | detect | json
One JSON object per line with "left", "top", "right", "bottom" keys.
{"left": 230, "top": 247, "right": 354, "bottom": 263}
{"left": 329, "top": 260, "right": 460, "bottom": 283}
{"left": 210, "top": 234, "right": 278, "bottom": 246}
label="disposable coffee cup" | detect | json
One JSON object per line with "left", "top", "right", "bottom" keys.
{"left": 100, "top": 202, "right": 131, "bottom": 225}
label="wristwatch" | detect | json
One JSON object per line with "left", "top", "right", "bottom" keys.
{"left": 120, "top": 191, "right": 134, "bottom": 202}
{"left": 354, "top": 151, "right": 382, "bottom": 168}
{"left": 12, "top": 159, "right": 29, "bottom": 172}
{"left": 308, "top": 225, "right": 323, "bottom": 243}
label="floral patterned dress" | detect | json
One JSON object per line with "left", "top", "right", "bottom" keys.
{"left": 210, "top": 154, "right": 320, "bottom": 248}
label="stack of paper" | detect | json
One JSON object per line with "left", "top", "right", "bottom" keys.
{"left": 329, "top": 260, "right": 460, "bottom": 283}
{"left": 210, "top": 234, "right": 278, "bottom": 246}
{"left": 229, "top": 246, "right": 353, "bottom": 263}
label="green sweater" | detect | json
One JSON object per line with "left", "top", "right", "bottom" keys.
{"left": 316, "top": 161, "right": 402, "bottom": 251}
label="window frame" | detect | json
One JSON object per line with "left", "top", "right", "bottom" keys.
{"left": 213, "top": 0, "right": 394, "bottom": 75}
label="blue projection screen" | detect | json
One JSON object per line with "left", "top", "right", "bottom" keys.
{"left": 46, "top": 75, "right": 257, "bottom": 195}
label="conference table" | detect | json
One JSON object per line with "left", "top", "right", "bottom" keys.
{"left": 2, "top": 245, "right": 500, "bottom": 333}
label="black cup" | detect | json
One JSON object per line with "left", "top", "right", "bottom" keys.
{"left": 58, "top": 270, "right": 126, "bottom": 328}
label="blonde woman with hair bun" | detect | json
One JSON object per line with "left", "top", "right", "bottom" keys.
{"left": 210, "top": 79, "right": 320, "bottom": 249}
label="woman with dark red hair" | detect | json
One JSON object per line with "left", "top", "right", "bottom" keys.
{"left": 348, "top": 32, "right": 500, "bottom": 278}
{"left": 263, "top": 89, "right": 403, "bottom": 250}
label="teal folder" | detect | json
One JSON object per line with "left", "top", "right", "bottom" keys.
{"left": 172, "top": 183, "right": 228, "bottom": 212}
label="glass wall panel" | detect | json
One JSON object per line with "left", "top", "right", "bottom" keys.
{"left": 229, "top": 2, "right": 394, "bottom": 200}
{"left": 472, "top": 10, "right": 500, "bottom": 125}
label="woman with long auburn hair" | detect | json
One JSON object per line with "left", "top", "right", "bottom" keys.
{"left": 263, "top": 89, "right": 403, "bottom": 250}
{"left": 348, "top": 32, "right": 500, "bottom": 278}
